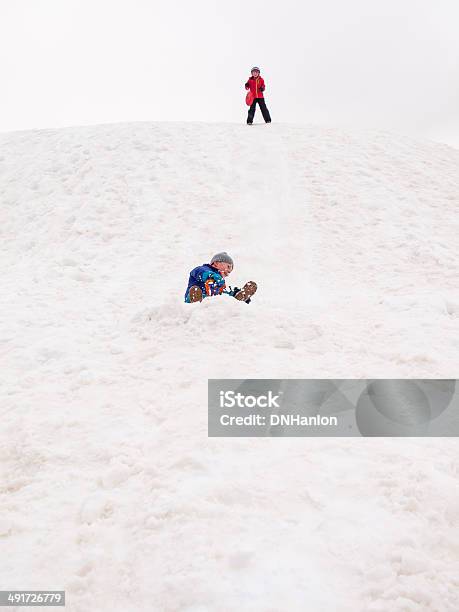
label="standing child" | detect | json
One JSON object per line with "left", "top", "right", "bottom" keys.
{"left": 245, "top": 67, "right": 272, "bottom": 125}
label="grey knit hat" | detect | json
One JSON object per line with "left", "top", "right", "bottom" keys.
{"left": 211, "top": 252, "right": 233, "bottom": 266}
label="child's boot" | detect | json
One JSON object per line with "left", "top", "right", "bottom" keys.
{"left": 233, "top": 281, "right": 257, "bottom": 303}
{"left": 188, "top": 286, "right": 203, "bottom": 302}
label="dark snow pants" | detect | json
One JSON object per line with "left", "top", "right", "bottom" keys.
{"left": 247, "top": 98, "right": 271, "bottom": 124}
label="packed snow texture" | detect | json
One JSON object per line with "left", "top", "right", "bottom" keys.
{"left": 1, "top": 122, "right": 459, "bottom": 611}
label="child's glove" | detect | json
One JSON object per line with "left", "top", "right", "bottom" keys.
{"left": 228, "top": 286, "right": 240, "bottom": 297}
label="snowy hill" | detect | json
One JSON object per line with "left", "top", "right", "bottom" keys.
{"left": 1, "top": 122, "right": 459, "bottom": 611}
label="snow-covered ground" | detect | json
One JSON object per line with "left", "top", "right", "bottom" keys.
{"left": 1, "top": 122, "right": 459, "bottom": 611}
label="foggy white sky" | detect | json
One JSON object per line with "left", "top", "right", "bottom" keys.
{"left": 1, "top": 0, "right": 459, "bottom": 147}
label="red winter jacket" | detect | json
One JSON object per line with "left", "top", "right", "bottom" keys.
{"left": 245, "top": 75, "right": 265, "bottom": 99}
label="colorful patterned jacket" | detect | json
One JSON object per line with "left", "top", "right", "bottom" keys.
{"left": 184, "top": 263, "right": 227, "bottom": 302}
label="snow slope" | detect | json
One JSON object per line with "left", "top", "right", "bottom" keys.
{"left": 1, "top": 122, "right": 459, "bottom": 611}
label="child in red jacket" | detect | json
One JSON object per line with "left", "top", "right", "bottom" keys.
{"left": 245, "top": 67, "right": 272, "bottom": 125}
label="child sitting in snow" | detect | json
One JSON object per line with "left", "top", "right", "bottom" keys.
{"left": 184, "top": 252, "right": 257, "bottom": 304}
